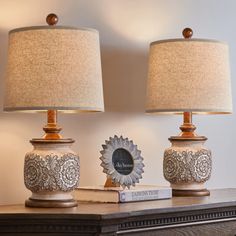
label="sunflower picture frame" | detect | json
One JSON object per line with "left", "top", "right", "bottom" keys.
{"left": 100, "top": 135, "right": 144, "bottom": 189}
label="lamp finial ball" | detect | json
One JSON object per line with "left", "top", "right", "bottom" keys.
{"left": 182, "top": 28, "right": 193, "bottom": 39}
{"left": 46, "top": 13, "right": 58, "bottom": 26}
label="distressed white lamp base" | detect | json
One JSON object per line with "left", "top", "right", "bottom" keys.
{"left": 22, "top": 110, "right": 80, "bottom": 208}
{"left": 24, "top": 139, "right": 80, "bottom": 208}
{"left": 164, "top": 139, "right": 211, "bottom": 197}
{"left": 163, "top": 112, "right": 212, "bottom": 197}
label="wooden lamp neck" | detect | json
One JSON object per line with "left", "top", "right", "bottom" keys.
{"left": 179, "top": 112, "right": 197, "bottom": 138}
{"left": 43, "top": 110, "right": 62, "bottom": 140}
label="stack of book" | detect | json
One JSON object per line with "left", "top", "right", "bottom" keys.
{"left": 74, "top": 185, "right": 172, "bottom": 203}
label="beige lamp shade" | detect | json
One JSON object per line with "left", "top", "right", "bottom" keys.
{"left": 4, "top": 26, "right": 104, "bottom": 112}
{"left": 146, "top": 39, "right": 232, "bottom": 114}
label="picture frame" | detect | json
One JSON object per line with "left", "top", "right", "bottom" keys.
{"left": 100, "top": 135, "right": 144, "bottom": 189}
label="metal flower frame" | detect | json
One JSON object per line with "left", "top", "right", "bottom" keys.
{"left": 100, "top": 135, "right": 144, "bottom": 189}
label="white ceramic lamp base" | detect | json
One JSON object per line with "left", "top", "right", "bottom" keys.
{"left": 162, "top": 112, "right": 212, "bottom": 197}
{"left": 24, "top": 139, "right": 80, "bottom": 208}
{"left": 163, "top": 139, "right": 212, "bottom": 197}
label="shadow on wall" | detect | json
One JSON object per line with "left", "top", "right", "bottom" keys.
{"left": 101, "top": 47, "right": 148, "bottom": 113}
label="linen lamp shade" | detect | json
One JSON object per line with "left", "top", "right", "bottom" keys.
{"left": 4, "top": 26, "right": 104, "bottom": 112}
{"left": 146, "top": 39, "right": 232, "bottom": 114}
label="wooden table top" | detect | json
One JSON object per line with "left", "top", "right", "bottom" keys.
{"left": 0, "top": 188, "right": 236, "bottom": 220}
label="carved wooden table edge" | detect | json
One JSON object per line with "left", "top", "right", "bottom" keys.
{"left": 116, "top": 204, "right": 236, "bottom": 235}
{"left": 0, "top": 189, "right": 236, "bottom": 235}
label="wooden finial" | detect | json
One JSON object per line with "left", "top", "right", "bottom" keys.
{"left": 182, "top": 27, "right": 193, "bottom": 39}
{"left": 46, "top": 13, "right": 58, "bottom": 26}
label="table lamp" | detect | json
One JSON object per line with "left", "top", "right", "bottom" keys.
{"left": 4, "top": 14, "right": 104, "bottom": 207}
{"left": 146, "top": 28, "right": 232, "bottom": 197}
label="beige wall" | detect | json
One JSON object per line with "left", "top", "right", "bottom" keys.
{"left": 0, "top": 0, "right": 235, "bottom": 204}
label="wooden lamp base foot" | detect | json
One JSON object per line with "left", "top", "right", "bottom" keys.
{"left": 25, "top": 198, "right": 78, "bottom": 208}
{"left": 173, "top": 189, "right": 210, "bottom": 197}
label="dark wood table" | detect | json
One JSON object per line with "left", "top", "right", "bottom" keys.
{"left": 0, "top": 189, "right": 236, "bottom": 235}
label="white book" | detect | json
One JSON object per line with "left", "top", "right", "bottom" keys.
{"left": 74, "top": 185, "right": 172, "bottom": 203}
